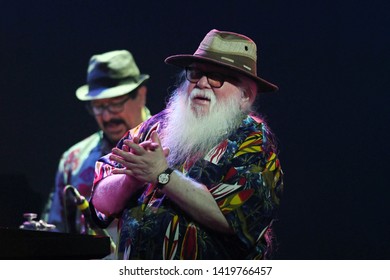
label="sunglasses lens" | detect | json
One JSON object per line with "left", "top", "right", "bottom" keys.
{"left": 185, "top": 68, "right": 224, "bottom": 88}
{"left": 186, "top": 68, "right": 202, "bottom": 82}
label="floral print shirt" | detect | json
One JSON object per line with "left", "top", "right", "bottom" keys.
{"left": 91, "top": 110, "right": 284, "bottom": 259}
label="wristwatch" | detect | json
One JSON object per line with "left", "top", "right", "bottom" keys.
{"left": 156, "top": 167, "right": 174, "bottom": 190}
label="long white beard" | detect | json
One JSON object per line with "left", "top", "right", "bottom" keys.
{"left": 161, "top": 86, "right": 246, "bottom": 166}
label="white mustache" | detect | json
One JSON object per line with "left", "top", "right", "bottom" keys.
{"left": 190, "top": 88, "right": 215, "bottom": 101}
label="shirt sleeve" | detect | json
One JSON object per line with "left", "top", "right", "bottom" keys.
{"left": 88, "top": 131, "right": 133, "bottom": 227}
{"left": 212, "top": 129, "right": 284, "bottom": 253}
{"left": 45, "top": 154, "right": 69, "bottom": 232}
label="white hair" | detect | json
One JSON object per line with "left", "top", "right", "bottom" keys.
{"left": 161, "top": 81, "right": 248, "bottom": 166}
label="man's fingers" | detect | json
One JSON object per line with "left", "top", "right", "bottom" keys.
{"left": 133, "top": 136, "right": 140, "bottom": 144}
{"left": 112, "top": 168, "right": 133, "bottom": 176}
{"left": 122, "top": 140, "right": 145, "bottom": 155}
{"left": 110, "top": 152, "right": 138, "bottom": 167}
{"left": 122, "top": 144, "right": 130, "bottom": 152}
{"left": 163, "top": 147, "right": 170, "bottom": 157}
{"left": 151, "top": 131, "right": 162, "bottom": 146}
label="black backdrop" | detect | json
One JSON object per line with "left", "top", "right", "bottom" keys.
{"left": 1, "top": 0, "right": 389, "bottom": 259}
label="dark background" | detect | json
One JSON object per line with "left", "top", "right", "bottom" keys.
{"left": 1, "top": 1, "right": 388, "bottom": 259}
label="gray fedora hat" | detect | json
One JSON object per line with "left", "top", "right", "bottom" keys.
{"left": 76, "top": 50, "right": 150, "bottom": 101}
{"left": 165, "top": 29, "right": 278, "bottom": 93}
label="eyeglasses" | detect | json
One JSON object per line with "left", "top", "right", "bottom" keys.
{"left": 185, "top": 67, "right": 227, "bottom": 88}
{"left": 87, "top": 95, "right": 131, "bottom": 116}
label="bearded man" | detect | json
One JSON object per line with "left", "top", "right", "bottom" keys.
{"left": 90, "top": 29, "right": 284, "bottom": 260}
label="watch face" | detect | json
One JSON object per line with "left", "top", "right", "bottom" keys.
{"left": 158, "top": 173, "right": 170, "bottom": 184}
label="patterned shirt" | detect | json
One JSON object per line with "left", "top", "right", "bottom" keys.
{"left": 43, "top": 107, "right": 151, "bottom": 237}
{"left": 91, "top": 110, "right": 284, "bottom": 259}
{"left": 44, "top": 130, "right": 112, "bottom": 233}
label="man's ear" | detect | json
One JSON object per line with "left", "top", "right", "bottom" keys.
{"left": 136, "top": 85, "right": 147, "bottom": 106}
{"left": 241, "top": 90, "right": 250, "bottom": 101}
{"left": 241, "top": 87, "right": 257, "bottom": 105}
{"left": 238, "top": 91, "right": 249, "bottom": 112}
{"left": 240, "top": 76, "right": 258, "bottom": 104}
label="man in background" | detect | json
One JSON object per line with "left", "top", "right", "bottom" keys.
{"left": 42, "top": 50, "right": 151, "bottom": 257}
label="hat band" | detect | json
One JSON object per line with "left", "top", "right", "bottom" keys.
{"left": 194, "top": 49, "right": 257, "bottom": 76}
{"left": 88, "top": 77, "right": 138, "bottom": 91}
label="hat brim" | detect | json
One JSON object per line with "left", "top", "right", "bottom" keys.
{"left": 165, "top": 55, "right": 278, "bottom": 93}
{"left": 75, "top": 74, "right": 150, "bottom": 101}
